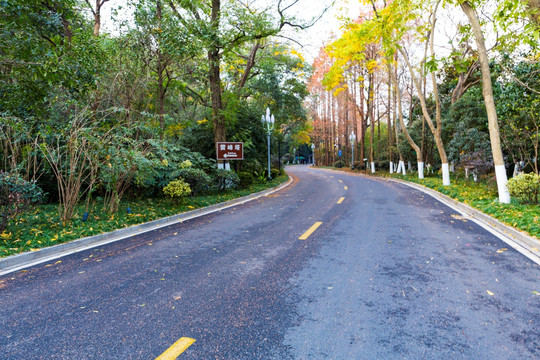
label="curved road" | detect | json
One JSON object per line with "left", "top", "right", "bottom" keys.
{"left": 1, "top": 165, "right": 539, "bottom": 359}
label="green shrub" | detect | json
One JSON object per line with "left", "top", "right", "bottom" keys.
{"left": 254, "top": 170, "right": 267, "bottom": 183}
{"left": 0, "top": 171, "right": 44, "bottom": 232}
{"left": 377, "top": 160, "right": 390, "bottom": 171}
{"left": 180, "top": 160, "right": 192, "bottom": 169}
{"left": 238, "top": 171, "right": 254, "bottom": 188}
{"left": 333, "top": 160, "right": 345, "bottom": 168}
{"left": 507, "top": 173, "right": 540, "bottom": 204}
{"left": 163, "top": 179, "right": 191, "bottom": 201}
{"left": 176, "top": 168, "right": 212, "bottom": 195}
{"left": 351, "top": 161, "right": 364, "bottom": 170}
{"left": 270, "top": 168, "right": 280, "bottom": 179}
{"left": 212, "top": 169, "right": 240, "bottom": 191}
{"left": 242, "top": 160, "right": 264, "bottom": 175}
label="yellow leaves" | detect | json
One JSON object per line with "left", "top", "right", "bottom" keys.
{"left": 365, "top": 60, "right": 379, "bottom": 74}
{"left": 51, "top": 234, "right": 58, "bottom": 242}
{"left": 487, "top": 290, "right": 495, "bottom": 296}
{"left": 496, "top": 248, "right": 508, "bottom": 253}
{"left": 197, "top": 119, "right": 208, "bottom": 125}
{"left": 0, "top": 231, "right": 12, "bottom": 240}
{"left": 290, "top": 48, "right": 305, "bottom": 62}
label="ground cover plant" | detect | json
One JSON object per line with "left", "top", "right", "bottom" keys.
{"left": 0, "top": 175, "right": 288, "bottom": 258}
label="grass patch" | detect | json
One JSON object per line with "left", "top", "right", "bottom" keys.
{"left": 0, "top": 176, "right": 289, "bottom": 258}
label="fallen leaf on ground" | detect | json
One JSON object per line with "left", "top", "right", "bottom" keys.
{"left": 487, "top": 290, "right": 494, "bottom": 296}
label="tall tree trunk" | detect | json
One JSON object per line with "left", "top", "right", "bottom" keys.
{"left": 209, "top": 0, "right": 226, "bottom": 147}
{"left": 368, "top": 72, "right": 375, "bottom": 173}
{"left": 387, "top": 66, "right": 393, "bottom": 174}
{"left": 352, "top": 77, "right": 358, "bottom": 164}
{"left": 344, "top": 90, "right": 350, "bottom": 166}
{"left": 156, "top": 0, "right": 166, "bottom": 133}
{"left": 398, "top": 1, "right": 450, "bottom": 184}
{"left": 461, "top": 1, "right": 510, "bottom": 203}
{"left": 390, "top": 64, "right": 423, "bottom": 177}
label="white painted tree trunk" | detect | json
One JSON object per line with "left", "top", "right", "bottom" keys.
{"left": 396, "top": 161, "right": 402, "bottom": 174}
{"left": 389, "top": 161, "right": 394, "bottom": 174}
{"left": 418, "top": 162, "right": 424, "bottom": 179}
{"left": 461, "top": 1, "right": 510, "bottom": 204}
{"left": 400, "top": 160, "right": 406, "bottom": 175}
{"left": 371, "top": 162, "right": 376, "bottom": 173}
{"left": 442, "top": 163, "right": 451, "bottom": 186}
{"left": 408, "top": 161, "right": 412, "bottom": 171}
{"left": 495, "top": 165, "right": 511, "bottom": 203}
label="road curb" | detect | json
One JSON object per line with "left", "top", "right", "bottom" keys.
{"left": 313, "top": 167, "right": 540, "bottom": 264}
{"left": 0, "top": 176, "right": 293, "bottom": 276}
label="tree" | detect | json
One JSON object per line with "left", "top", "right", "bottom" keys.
{"left": 459, "top": 1, "right": 510, "bottom": 202}
{"left": 83, "top": 0, "right": 111, "bottom": 36}
{"left": 168, "top": 0, "right": 322, "bottom": 155}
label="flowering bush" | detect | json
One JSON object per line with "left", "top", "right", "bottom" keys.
{"left": 163, "top": 178, "right": 191, "bottom": 201}
{"left": 507, "top": 173, "right": 540, "bottom": 204}
{"left": 0, "top": 172, "right": 44, "bottom": 232}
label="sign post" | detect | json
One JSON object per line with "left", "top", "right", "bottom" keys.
{"left": 216, "top": 142, "right": 244, "bottom": 163}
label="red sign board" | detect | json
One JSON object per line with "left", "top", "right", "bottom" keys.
{"left": 216, "top": 142, "right": 244, "bottom": 160}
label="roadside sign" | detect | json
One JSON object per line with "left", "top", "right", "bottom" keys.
{"left": 217, "top": 142, "right": 244, "bottom": 160}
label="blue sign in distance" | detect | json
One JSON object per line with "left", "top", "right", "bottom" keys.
{"left": 338, "top": 150, "right": 342, "bottom": 157}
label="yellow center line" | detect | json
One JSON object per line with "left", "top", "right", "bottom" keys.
{"left": 155, "top": 337, "right": 196, "bottom": 360}
{"left": 337, "top": 197, "right": 345, "bottom": 204}
{"left": 344, "top": 186, "right": 348, "bottom": 190}
{"left": 299, "top": 222, "right": 323, "bottom": 240}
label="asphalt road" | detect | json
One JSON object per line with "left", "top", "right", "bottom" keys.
{"left": 1, "top": 165, "right": 539, "bottom": 359}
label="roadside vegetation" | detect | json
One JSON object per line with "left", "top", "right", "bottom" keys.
{"left": 0, "top": 1, "right": 314, "bottom": 257}
{"left": 0, "top": 174, "right": 288, "bottom": 257}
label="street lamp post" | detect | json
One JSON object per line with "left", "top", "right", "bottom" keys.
{"left": 311, "top": 143, "right": 315, "bottom": 166}
{"left": 262, "top": 107, "right": 275, "bottom": 180}
{"left": 349, "top": 131, "right": 356, "bottom": 168}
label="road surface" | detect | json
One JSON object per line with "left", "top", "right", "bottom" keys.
{"left": 1, "top": 165, "right": 539, "bottom": 359}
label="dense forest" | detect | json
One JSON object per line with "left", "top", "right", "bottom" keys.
{"left": 0, "top": 0, "right": 314, "bottom": 225}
